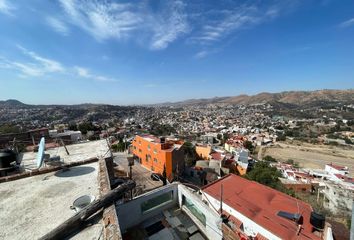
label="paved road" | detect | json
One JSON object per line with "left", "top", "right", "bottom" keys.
{"left": 113, "top": 152, "right": 163, "bottom": 195}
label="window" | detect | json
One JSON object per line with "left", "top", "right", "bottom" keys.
{"left": 141, "top": 191, "right": 174, "bottom": 213}
{"left": 148, "top": 145, "right": 151, "bottom": 150}
{"left": 153, "top": 149, "right": 157, "bottom": 154}
{"left": 182, "top": 195, "right": 206, "bottom": 226}
{"left": 139, "top": 149, "right": 142, "bottom": 153}
{"left": 154, "top": 158, "right": 158, "bottom": 163}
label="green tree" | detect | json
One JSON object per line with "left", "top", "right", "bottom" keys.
{"left": 344, "top": 137, "right": 353, "bottom": 145}
{"left": 276, "top": 134, "right": 286, "bottom": 141}
{"left": 243, "top": 140, "right": 254, "bottom": 153}
{"left": 0, "top": 124, "right": 20, "bottom": 134}
{"left": 183, "top": 141, "right": 196, "bottom": 167}
{"left": 245, "top": 161, "right": 282, "bottom": 189}
{"left": 68, "top": 123, "right": 78, "bottom": 131}
{"left": 78, "top": 122, "right": 95, "bottom": 134}
{"left": 264, "top": 155, "right": 277, "bottom": 162}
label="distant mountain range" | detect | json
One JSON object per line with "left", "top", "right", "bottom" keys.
{"left": 0, "top": 99, "right": 28, "bottom": 108}
{"left": 1, "top": 89, "right": 353, "bottom": 108}
{"left": 155, "top": 89, "right": 354, "bottom": 107}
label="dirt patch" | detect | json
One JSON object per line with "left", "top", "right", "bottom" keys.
{"left": 262, "top": 142, "right": 354, "bottom": 177}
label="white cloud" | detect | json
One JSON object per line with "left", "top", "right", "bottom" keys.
{"left": 17, "top": 45, "right": 65, "bottom": 73}
{"left": 0, "top": 58, "right": 46, "bottom": 77}
{"left": 0, "top": 46, "right": 65, "bottom": 77}
{"left": 0, "top": 0, "right": 14, "bottom": 16}
{"left": 339, "top": 18, "right": 354, "bottom": 28}
{"left": 194, "top": 50, "right": 209, "bottom": 59}
{"left": 58, "top": 0, "right": 189, "bottom": 50}
{"left": 0, "top": 46, "right": 115, "bottom": 82}
{"left": 74, "top": 66, "right": 116, "bottom": 82}
{"left": 194, "top": 48, "right": 220, "bottom": 59}
{"left": 191, "top": 1, "right": 296, "bottom": 44}
{"left": 192, "top": 5, "right": 262, "bottom": 44}
{"left": 46, "top": 17, "right": 69, "bottom": 35}
{"left": 59, "top": 0, "right": 142, "bottom": 41}
{"left": 149, "top": 1, "right": 190, "bottom": 50}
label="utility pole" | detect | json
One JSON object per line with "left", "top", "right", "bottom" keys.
{"left": 124, "top": 135, "right": 127, "bottom": 153}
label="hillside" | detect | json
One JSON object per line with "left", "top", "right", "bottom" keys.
{"left": 161, "top": 89, "right": 354, "bottom": 106}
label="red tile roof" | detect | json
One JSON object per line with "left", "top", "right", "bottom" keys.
{"left": 202, "top": 174, "right": 320, "bottom": 240}
{"left": 326, "top": 163, "right": 347, "bottom": 171}
{"left": 255, "top": 233, "right": 268, "bottom": 240}
{"left": 334, "top": 174, "right": 354, "bottom": 184}
{"left": 210, "top": 152, "right": 224, "bottom": 161}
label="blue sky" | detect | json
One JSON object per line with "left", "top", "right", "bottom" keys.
{"left": 0, "top": 0, "right": 353, "bottom": 105}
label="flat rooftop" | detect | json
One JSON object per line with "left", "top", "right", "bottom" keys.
{"left": 20, "top": 140, "right": 109, "bottom": 169}
{"left": 0, "top": 162, "right": 101, "bottom": 240}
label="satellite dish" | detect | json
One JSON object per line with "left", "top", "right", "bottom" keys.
{"left": 36, "top": 137, "right": 45, "bottom": 168}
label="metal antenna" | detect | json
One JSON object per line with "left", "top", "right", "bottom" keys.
{"left": 220, "top": 183, "right": 223, "bottom": 214}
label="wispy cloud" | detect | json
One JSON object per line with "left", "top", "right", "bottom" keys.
{"left": 190, "top": 1, "right": 298, "bottom": 45}
{"left": 46, "top": 17, "right": 69, "bottom": 36}
{"left": 149, "top": 1, "right": 190, "bottom": 50}
{"left": 57, "top": 0, "right": 189, "bottom": 50}
{"left": 0, "top": 57, "right": 43, "bottom": 77}
{"left": 0, "top": 0, "right": 14, "bottom": 16}
{"left": 0, "top": 45, "right": 116, "bottom": 81}
{"left": 74, "top": 66, "right": 117, "bottom": 82}
{"left": 194, "top": 48, "right": 220, "bottom": 59}
{"left": 0, "top": 46, "right": 65, "bottom": 77}
{"left": 195, "top": 6, "right": 260, "bottom": 43}
{"left": 339, "top": 18, "right": 354, "bottom": 28}
{"left": 59, "top": 0, "right": 142, "bottom": 41}
{"left": 17, "top": 45, "right": 65, "bottom": 73}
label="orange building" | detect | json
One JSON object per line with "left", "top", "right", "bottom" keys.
{"left": 131, "top": 135, "right": 185, "bottom": 181}
{"left": 195, "top": 144, "right": 211, "bottom": 160}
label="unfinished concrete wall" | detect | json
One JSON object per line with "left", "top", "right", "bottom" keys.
{"left": 98, "top": 157, "right": 122, "bottom": 240}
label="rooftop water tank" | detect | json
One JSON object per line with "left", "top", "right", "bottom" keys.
{"left": 0, "top": 149, "right": 17, "bottom": 168}
{"left": 310, "top": 212, "right": 325, "bottom": 230}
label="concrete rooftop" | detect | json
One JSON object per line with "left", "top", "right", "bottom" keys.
{"left": 0, "top": 162, "right": 101, "bottom": 240}
{"left": 20, "top": 140, "right": 109, "bottom": 169}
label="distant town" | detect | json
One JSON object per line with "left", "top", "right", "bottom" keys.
{"left": 0, "top": 89, "right": 353, "bottom": 240}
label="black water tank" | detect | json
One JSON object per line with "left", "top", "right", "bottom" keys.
{"left": 160, "top": 137, "right": 165, "bottom": 143}
{"left": 0, "top": 150, "right": 17, "bottom": 168}
{"left": 310, "top": 212, "right": 325, "bottom": 230}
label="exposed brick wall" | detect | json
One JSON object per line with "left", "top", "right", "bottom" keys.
{"left": 98, "top": 157, "right": 122, "bottom": 240}
{"left": 0, "top": 157, "right": 98, "bottom": 183}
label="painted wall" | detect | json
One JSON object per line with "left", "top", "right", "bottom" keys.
{"left": 196, "top": 145, "right": 211, "bottom": 160}
{"left": 131, "top": 136, "right": 185, "bottom": 180}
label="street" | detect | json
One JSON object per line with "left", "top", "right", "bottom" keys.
{"left": 113, "top": 152, "right": 163, "bottom": 195}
